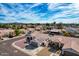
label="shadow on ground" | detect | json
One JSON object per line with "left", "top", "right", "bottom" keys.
{"left": 48, "top": 47, "right": 57, "bottom": 53}
{"left": 25, "top": 44, "right": 38, "bottom": 50}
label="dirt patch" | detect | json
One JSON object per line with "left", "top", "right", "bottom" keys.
{"left": 36, "top": 47, "right": 52, "bottom": 56}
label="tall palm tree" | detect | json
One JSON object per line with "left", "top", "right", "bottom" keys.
{"left": 53, "top": 22, "right": 56, "bottom": 28}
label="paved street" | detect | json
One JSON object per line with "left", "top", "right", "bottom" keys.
{"left": 0, "top": 37, "right": 29, "bottom": 56}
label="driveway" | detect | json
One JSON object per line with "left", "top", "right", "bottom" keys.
{"left": 0, "top": 36, "right": 29, "bottom": 56}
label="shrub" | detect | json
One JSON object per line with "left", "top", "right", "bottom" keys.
{"left": 20, "top": 31, "right": 25, "bottom": 34}
{"left": 15, "top": 29, "right": 21, "bottom": 36}
{"left": 8, "top": 32, "right": 14, "bottom": 38}
{"left": 63, "top": 31, "right": 70, "bottom": 36}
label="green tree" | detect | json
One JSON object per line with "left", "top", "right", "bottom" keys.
{"left": 57, "top": 23, "right": 63, "bottom": 29}
{"left": 53, "top": 22, "right": 56, "bottom": 28}
{"left": 12, "top": 24, "right": 16, "bottom": 29}
{"left": 15, "top": 29, "right": 20, "bottom": 36}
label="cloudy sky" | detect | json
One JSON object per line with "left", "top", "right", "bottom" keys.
{"left": 0, "top": 3, "right": 79, "bottom": 23}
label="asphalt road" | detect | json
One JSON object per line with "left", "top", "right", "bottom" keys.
{"left": 0, "top": 37, "right": 29, "bottom": 56}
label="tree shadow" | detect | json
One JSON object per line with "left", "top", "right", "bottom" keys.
{"left": 25, "top": 44, "right": 38, "bottom": 50}
{"left": 48, "top": 47, "right": 57, "bottom": 53}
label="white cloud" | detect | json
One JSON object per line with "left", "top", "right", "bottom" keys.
{"left": 48, "top": 3, "right": 58, "bottom": 10}
{"left": 0, "top": 3, "right": 79, "bottom": 23}
{"left": 47, "top": 3, "right": 79, "bottom": 23}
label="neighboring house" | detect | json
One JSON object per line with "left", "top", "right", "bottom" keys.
{"left": 66, "top": 28, "right": 79, "bottom": 37}
{"left": 46, "top": 29, "right": 63, "bottom": 35}
{"left": 35, "top": 26, "right": 42, "bottom": 31}
{"left": 56, "top": 36, "right": 79, "bottom": 56}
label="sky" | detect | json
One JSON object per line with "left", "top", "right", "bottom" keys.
{"left": 0, "top": 3, "right": 79, "bottom": 23}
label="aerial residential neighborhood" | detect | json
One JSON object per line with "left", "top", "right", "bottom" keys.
{"left": 0, "top": 3, "right": 79, "bottom": 56}
{"left": 0, "top": 23, "right": 79, "bottom": 56}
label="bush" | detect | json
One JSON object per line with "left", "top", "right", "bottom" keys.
{"left": 63, "top": 31, "right": 70, "bottom": 36}
{"left": 15, "top": 29, "right": 21, "bottom": 36}
{"left": 8, "top": 32, "right": 14, "bottom": 38}
{"left": 20, "top": 31, "right": 25, "bottom": 34}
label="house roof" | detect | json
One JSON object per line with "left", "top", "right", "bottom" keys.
{"left": 55, "top": 36, "right": 79, "bottom": 54}
{"left": 31, "top": 31, "right": 79, "bottom": 54}
{"left": 50, "top": 29, "right": 62, "bottom": 32}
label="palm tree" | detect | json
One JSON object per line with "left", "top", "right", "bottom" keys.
{"left": 53, "top": 22, "right": 56, "bottom": 28}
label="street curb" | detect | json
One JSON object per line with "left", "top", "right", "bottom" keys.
{"left": 0, "top": 34, "right": 26, "bottom": 43}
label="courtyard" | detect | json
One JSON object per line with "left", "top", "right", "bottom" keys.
{"left": 12, "top": 29, "right": 79, "bottom": 56}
